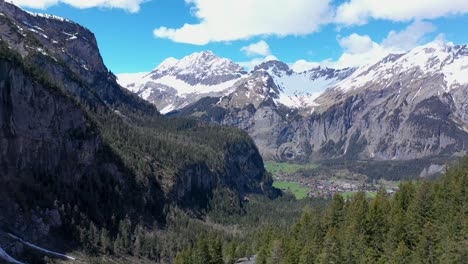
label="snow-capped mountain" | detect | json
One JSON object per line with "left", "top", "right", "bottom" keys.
{"left": 164, "top": 42, "right": 467, "bottom": 162}
{"left": 253, "top": 60, "right": 355, "bottom": 110}
{"left": 117, "top": 52, "right": 355, "bottom": 113}
{"left": 336, "top": 41, "right": 468, "bottom": 93}
{"left": 317, "top": 41, "right": 468, "bottom": 122}
{"left": 119, "top": 51, "right": 247, "bottom": 113}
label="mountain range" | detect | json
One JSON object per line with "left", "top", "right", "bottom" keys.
{"left": 118, "top": 42, "right": 468, "bottom": 162}
{"left": 0, "top": 0, "right": 467, "bottom": 262}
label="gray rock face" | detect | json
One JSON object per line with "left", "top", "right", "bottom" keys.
{"left": 173, "top": 139, "right": 267, "bottom": 207}
{"left": 0, "top": 57, "right": 109, "bottom": 249}
{"left": 169, "top": 42, "right": 468, "bottom": 162}
{"left": 0, "top": 1, "right": 271, "bottom": 255}
{"left": 0, "top": 61, "right": 100, "bottom": 182}
{"left": 0, "top": 1, "right": 155, "bottom": 114}
{"left": 254, "top": 60, "right": 293, "bottom": 75}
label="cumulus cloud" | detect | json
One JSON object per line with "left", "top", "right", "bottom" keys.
{"left": 290, "top": 60, "right": 320, "bottom": 72}
{"left": 9, "top": 0, "right": 146, "bottom": 13}
{"left": 327, "top": 34, "right": 388, "bottom": 68}
{"left": 338, "top": 33, "right": 375, "bottom": 54}
{"left": 335, "top": 0, "right": 468, "bottom": 25}
{"left": 241, "top": 40, "right": 271, "bottom": 57}
{"left": 381, "top": 20, "right": 436, "bottom": 51}
{"left": 304, "top": 21, "right": 438, "bottom": 69}
{"left": 154, "top": 0, "right": 333, "bottom": 45}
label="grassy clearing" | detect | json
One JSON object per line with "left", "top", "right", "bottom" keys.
{"left": 341, "top": 191, "right": 377, "bottom": 200}
{"left": 273, "top": 181, "right": 311, "bottom": 200}
{"left": 265, "top": 161, "right": 318, "bottom": 176}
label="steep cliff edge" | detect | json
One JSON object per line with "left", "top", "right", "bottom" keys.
{"left": 0, "top": 1, "right": 271, "bottom": 261}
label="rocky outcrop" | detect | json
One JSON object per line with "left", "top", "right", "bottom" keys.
{"left": 0, "top": 0, "right": 156, "bottom": 114}
{"left": 173, "top": 138, "right": 267, "bottom": 208}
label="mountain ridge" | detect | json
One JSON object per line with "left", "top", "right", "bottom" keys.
{"left": 119, "top": 42, "right": 468, "bottom": 162}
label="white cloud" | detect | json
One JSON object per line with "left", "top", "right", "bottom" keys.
{"left": 336, "top": 0, "right": 468, "bottom": 25}
{"left": 241, "top": 40, "right": 271, "bottom": 57}
{"left": 323, "top": 33, "right": 385, "bottom": 68}
{"left": 309, "top": 21, "right": 438, "bottom": 69}
{"left": 154, "top": 0, "right": 333, "bottom": 45}
{"left": 238, "top": 55, "right": 278, "bottom": 71}
{"left": 338, "top": 33, "right": 375, "bottom": 54}
{"left": 324, "top": 43, "right": 389, "bottom": 69}
{"left": 290, "top": 60, "right": 320, "bottom": 72}
{"left": 382, "top": 20, "right": 436, "bottom": 51}
{"left": 9, "top": 0, "right": 146, "bottom": 13}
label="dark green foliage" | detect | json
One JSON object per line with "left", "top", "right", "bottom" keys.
{"left": 0, "top": 38, "right": 272, "bottom": 263}
{"left": 253, "top": 157, "right": 468, "bottom": 263}
{"left": 167, "top": 96, "right": 229, "bottom": 123}
{"left": 316, "top": 157, "right": 450, "bottom": 182}
{"left": 169, "top": 194, "right": 328, "bottom": 264}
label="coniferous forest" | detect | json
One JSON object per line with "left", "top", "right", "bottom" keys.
{"left": 173, "top": 157, "right": 467, "bottom": 264}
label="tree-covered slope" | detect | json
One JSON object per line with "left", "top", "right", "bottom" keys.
{"left": 0, "top": 1, "right": 272, "bottom": 262}
{"left": 248, "top": 157, "right": 467, "bottom": 264}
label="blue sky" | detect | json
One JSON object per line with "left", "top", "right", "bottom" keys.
{"left": 14, "top": 0, "right": 468, "bottom": 73}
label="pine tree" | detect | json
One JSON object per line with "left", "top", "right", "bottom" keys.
{"left": 317, "top": 227, "right": 341, "bottom": 264}
{"left": 323, "top": 194, "right": 345, "bottom": 229}
{"left": 226, "top": 239, "right": 238, "bottom": 264}
{"left": 210, "top": 237, "right": 224, "bottom": 264}
{"left": 413, "top": 221, "right": 440, "bottom": 264}
{"left": 299, "top": 243, "right": 316, "bottom": 264}
{"left": 342, "top": 192, "right": 368, "bottom": 263}
{"left": 389, "top": 241, "right": 411, "bottom": 264}
{"left": 365, "top": 187, "right": 389, "bottom": 260}
{"left": 175, "top": 249, "right": 193, "bottom": 264}
{"left": 268, "top": 239, "right": 282, "bottom": 264}
{"left": 193, "top": 236, "right": 212, "bottom": 264}
{"left": 100, "top": 228, "right": 112, "bottom": 253}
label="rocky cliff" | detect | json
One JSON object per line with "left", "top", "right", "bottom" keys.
{"left": 0, "top": 1, "right": 271, "bottom": 259}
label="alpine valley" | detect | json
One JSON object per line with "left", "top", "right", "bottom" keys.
{"left": 119, "top": 44, "right": 468, "bottom": 163}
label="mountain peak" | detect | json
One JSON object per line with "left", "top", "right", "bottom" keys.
{"left": 253, "top": 60, "right": 293, "bottom": 78}
{"left": 419, "top": 39, "right": 454, "bottom": 51}
{"left": 151, "top": 50, "right": 244, "bottom": 76}
{"left": 181, "top": 50, "right": 217, "bottom": 63}
{"left": 156, "top": 57, "right": 179, "bottom": 71}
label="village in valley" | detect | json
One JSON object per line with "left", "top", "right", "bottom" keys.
{"left": 267, "top": 161, "right": 400, "bottom": 200}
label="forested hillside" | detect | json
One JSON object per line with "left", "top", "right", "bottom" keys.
{"left": 0, "top": 2, "right": 273, "bottom": 263}
{"left": 252, "top": 157, "right": 468, "bottom": 264}
{"left": 173, "top": 157, "right": 467, "bottom": 263}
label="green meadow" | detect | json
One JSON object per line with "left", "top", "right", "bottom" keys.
{"left": 273, "top": 181, "right": 311, "bottom": 200}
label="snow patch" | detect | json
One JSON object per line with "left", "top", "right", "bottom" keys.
{"left": 142, "top": 75, "right": 241, "bottom": 96}
{"left": 160, "top": 104, "right": 175, "bottom": 114}
{"left": 26, "top": 27, "right": 49, "bottom": 39}
{"left": 268, "top": 70, "right": 340, "bottom": 108}
{"left": 116, "top": 72, "right": 152, "bottom": 93}
{"left": 25, "top": 10, "right": 70, "bottom": 23}
{"left": 62, "top": 31, "right": 78, "bottom": 41}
